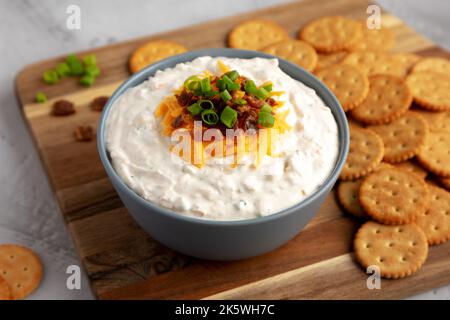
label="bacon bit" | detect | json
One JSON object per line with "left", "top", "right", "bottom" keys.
{"left": 52, "top": 99, "right": 75, "bottom": 116}
{"left": 172, "top": 115, "right": 184, "bottom": 128}
{"left": 74, "top": 125, "right": 94, "bottom": 142}
{"left": 90, "top": 96, "right": 109, "bottom": 112}
{"left": 245, "top": 95, "right": 264, "bottom": 109}
{"left": 176, "top": 90, "right": 195, "bottom": 106}
{"left": 267, "top": 97, "right": 277, "bottom": 107}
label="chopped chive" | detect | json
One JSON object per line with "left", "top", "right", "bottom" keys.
{"left": 83, "top": 54, "right": 97, "bottom": 67}
{"left": 85, "top": 65, "right": 100, "bottom": 77}
{"left": 222, "top": 75, "right": 234, "bottom": 87}
{"left": 220, "top": 90, "right": 232, "bottom": 102}
{"left": 260, "top": 103, "right": 272, "bottom": 113}
{"left": 255, "top": 87, "right": 270, "bottom": 100}
{"left": 203, "top": 90, "right": 219, "bottom": 97}
{"left": 35, "top": 92, "right": 47, "bottom": 103}
{"left": 258, "top": 111, "right": 275, "bottom": 128}
{"left": 262, "top": 83, "right": 273, "bottom": 92}
{"left": 201, "top": 109, "right": 219, "bottom": 125}
{"left": 56, "top": 63, "right": 70, "bottom": 77}
{"left": 80, "top": 75, "right": 95, "bottom": 87}
{"left": 216, "top": 79, "right": 226, "bottom": 91}
{"left": 220, "top": 106, "right": 238, "bottom": 128}
{"left": 226, "top": 70, "right": 239, "bottom": 81}
{"left": 244, "top": 80, "right": 257, "bottom": 95}
{"left": 198, "top": 99, "right": 214, "bottom": 109}
{"left": 187, "top": 103, "right": 202, "bottom": 116}
{"left": 184, "top": 76, "right": 200, "bottom": 90}
{"left": 200, "top": 78, "right": 211, "bottom": 93}
{"left": 43, "top": 70, "right": 60, "bottom": 84}
{"left": 234, "top": 98, "right": 247, "bottom": 105}
{"left": 227, "top": 82, "right": 240, "bottom": 91}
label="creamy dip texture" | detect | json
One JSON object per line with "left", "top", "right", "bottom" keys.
{"left": 105, "top": 57, "right": 339, "bottom": 220}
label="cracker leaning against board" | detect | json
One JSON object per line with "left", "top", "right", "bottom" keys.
{"left": 7, "top": 13, "right": 450, "bottom": 299}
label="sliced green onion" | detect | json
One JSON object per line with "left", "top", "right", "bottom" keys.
{"left": 83, "top": 54, "right": 97, "bottom": 67}
{"left": 198, "top": 99, "right": 214, "bottom": 109}
{"left": 258, "top": 111, "right": 275, "bottom": 128}
{"left": 66, "top": 55, "right": 84, "bottom": 76}
{"left": 200, "top": 78, "right": 211, "bottom": 93}
{"left": 201, "top": 109, "right": 219, "bottom": 125}
{"left": 260, "top": 103, "right": 272, "bottom": 113}
{"left": 262, "top": 83, "right": 273, "bottom": 92}
{"left": 85, "top": 65, "right": 100, "bottom": 77}
{"left": 220, "top": 90, "right": 232, "bottom": 102}
{"left": 220, "top": 106, "right": 238, "bottom": 128}
{"left": 56, "top": 63, "right": 70, "bottom": 77}
{"left": 244, "top": 80, "right": 257, "bottom": 95}
{"left": 203, "top": 90, "right": 219, "bottom": 97}
{"left": 255, "top": 87, "right": 270, "bottom": 100}
{"left": 222, "top": 75, "right": 234, "bottom": 87}
{"left": 184, "top": 76, "right": 200, "bottom": 91}
{"left": 234, "top": 98, "right": 247, "bottom": 105}
{"left": 227, "top": 82, "right": 240, "bottom": 91}
{"left": 35, "top": 92, "right": 47, "bottom": 103}
{"left": 43, "top": 70, "right": 60, "bottom": 84}
{"left": 80, "top": 75, "right": 95, "bottom": 87}
{"left": 226, "top": 70, "right": 239, "bottom": 81}
{"left": 216, "top": 79, "right": 226, "bottom": 91}
{"left": 187, "top": 103, "right": 202, "bottom": 116}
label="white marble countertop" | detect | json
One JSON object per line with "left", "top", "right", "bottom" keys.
{"left": 0, "top": 0, "right": 449, "bottom": 300}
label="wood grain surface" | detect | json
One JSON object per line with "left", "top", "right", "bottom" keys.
{"left": 15, "top": 0, "right": 450, "bottom": 299}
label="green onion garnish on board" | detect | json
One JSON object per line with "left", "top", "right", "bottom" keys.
{"left": 201, "top": 109, "right": 219, "bottom": 125}
{"left": 42, "top": 70, "right": 60, "bottom": 85}
{"left": 80, "top": 75, "right": 95, "bottom": 87}
{"left": 56, "top": 63, "right": 70, "bottom": 77}
{"left": 66, "top": 54, "right": 84, "bottom": 76}
{"left": 220, "top": 106, "right": 238, "bottom": 128}
{"left": 85, "top": 65, "right": 100, "bottom": 77}
{"left": 187, "top": 103, "right": 202, "bottom": 116}
{"left": 83, "top": 54, "right": 97, "bottom": 67}
{"left": 258, "top": 111, "right": 275, "bottom": 128}
{"left": 35, "top": 92, "right": 47, "bottom": 103}
{"left": 220, "top": 90, "right": 232, "bottom": 102}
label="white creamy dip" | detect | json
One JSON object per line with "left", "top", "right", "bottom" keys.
{"left": 105, "top": 57, "right": 339, "bottom": 220}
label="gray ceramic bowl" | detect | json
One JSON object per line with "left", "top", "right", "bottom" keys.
{"left": 98, "top": 48, "right": 349, "bottom": 261}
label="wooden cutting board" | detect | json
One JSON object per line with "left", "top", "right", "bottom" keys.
{"left": 15, "top": 0, "right": 450, "bottom": 299}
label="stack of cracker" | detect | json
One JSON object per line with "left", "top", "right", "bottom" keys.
{"left": 229, "top": 16, "right": 450, "bottom": 279}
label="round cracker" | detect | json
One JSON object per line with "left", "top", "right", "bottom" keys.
{"left": 129, "top": 40, "right": 187, "bottom": 73}
{"left": 343, "top": 51, "right": 407, "bottom": 77}
{"left": 339, "top": 127, "right": 384, "bottom": 181}
{"left": 0, "top": 276, "right": 11, "bottom": 300}
{"left": 415, "top": 184, "right": 450, "bottom": 245}
{"left": 406, "top": 71, "right": 450, "bottom": 111}
{"left": 359, "top": 169, "right": 429, "bottom": 225}
{"left": 417, "top": 130, "right": 450, "bottom": 177}
{"left": 228, "top": 19, "right": 289, "bottom": 51}
{"left": 410, "top": 109, "right": 446, "bottom": 129}
{"left": 369, "top": 112, "right": 429, "bottom": 163}
{"left": 262, "top": 39, "right": 318, "bottom": 71}
{"left": 354, "top": 221, "right": 428, "bottom": 279}
{"left": 348, "top": 25, "right": 395, "bottom": 52}
{"left": 351, "top": 75, "right": 412, "bottom": 125}
{"left": 0, "top": 244, "right": 42, "bottom": 300}
{"left": 394, "top": 160, "right": 428, "bottom": 180}
{"left": 315, "top": 51, "right": 348, "bottom": 71}
{"left": 390, "top": 53, "right": 421, "bottom": 78}
{"left": 413, "top": 57, "right": 450, "bottom": 76}
{"left": 315, "top": 64, "right": 369, "bottom": 111}
{"left": 299, "top": 16, "right": 363, "bottom": 53}
{"left": 434, "top": 111, "right": 450, "bottom": 132}
{"left": 337, "top": 178, "right": 368, "bottom": 219}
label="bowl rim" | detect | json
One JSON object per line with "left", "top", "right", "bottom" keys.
{"left": 97, "top": 48, "right": 349, "bottom": 227}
